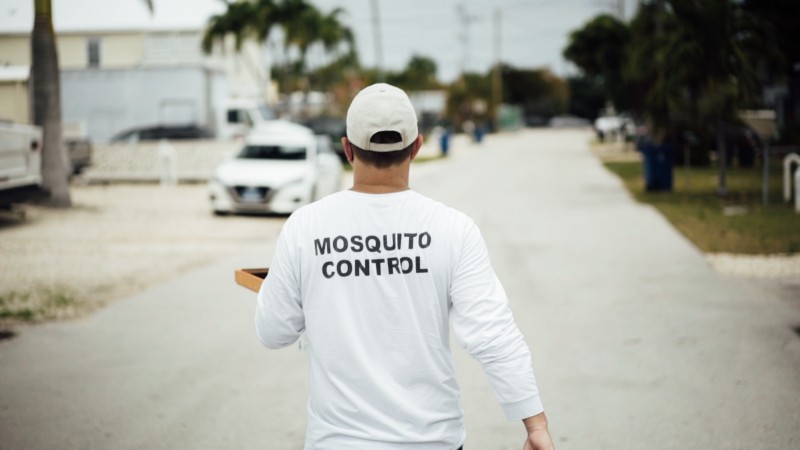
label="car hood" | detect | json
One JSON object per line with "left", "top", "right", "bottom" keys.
{"left": 214, "top": 158, "right": 311, "bottom": 187}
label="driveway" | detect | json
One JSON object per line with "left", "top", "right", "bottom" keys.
{"left": 1, "top": 128, "right": 798, "bottom": 449}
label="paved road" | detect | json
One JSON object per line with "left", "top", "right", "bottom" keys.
{"left": 1, "top": 129, "right": 799, "bottom": 449}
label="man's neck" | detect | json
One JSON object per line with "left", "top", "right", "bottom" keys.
{"left": 350, "top": 183, "right": 409, "bottom": 194}
{"left": 350, "top": 163, "right": 411, "bottom": 194}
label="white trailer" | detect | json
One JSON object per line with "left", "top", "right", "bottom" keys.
{"left": 60, "top": 66, "right": 271, "bottom": 144}
{"left": 0, "top": 122, "right": 42, "bottom": 209}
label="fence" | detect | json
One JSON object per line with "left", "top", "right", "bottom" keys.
{"left": 82, "top": 140, "right": 241, "bottom": 183}
{"left": 762, "top": 145, "right": 800, "bottom": 206}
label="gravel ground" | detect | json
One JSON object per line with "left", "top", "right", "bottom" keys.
{"left": 0, "top": 135, "right": 449, "bottom": 330}
{"left": 2, "top": 133, "right": 796, "bottom": 329}
{"left": 0, "top": 183, "right": 286, "bottom": 328}
{"left": 706, "top": 253, "right": 800, "bottom": 311}
{"left": 706, "top": 252, "right": 800, "bottom": 278}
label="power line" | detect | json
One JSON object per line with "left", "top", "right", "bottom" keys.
{"left": 369, "top": 0, "right": 384, "bottom": 80}
{"left": 466, "top": 0, "right": 590, "bottom": 12}
{"left": 456, "top": 1, "right": 481, "bottom": 75}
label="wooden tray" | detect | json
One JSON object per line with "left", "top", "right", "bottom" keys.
{"left": 235, "top": 268, "right": 269, "bottom": 293}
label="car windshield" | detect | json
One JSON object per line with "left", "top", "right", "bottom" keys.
{"left": 111, "top": 130, "right": 137, "bottom": 142}
{"left": 238, "top": 144, "right": 306, "bottom": 160}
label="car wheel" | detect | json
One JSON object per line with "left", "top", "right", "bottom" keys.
{"left": 213, "top": 210, "right": 229, "bottom": 216}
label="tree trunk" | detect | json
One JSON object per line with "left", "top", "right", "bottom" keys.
{"left": 31, "top": 0, "right": 71, "bottom": 207}
{"left": 716, "top": 117, "right": 728, "bottom": 197}
{"left": 786, "top": 70, "right": 800, "bottom": 143}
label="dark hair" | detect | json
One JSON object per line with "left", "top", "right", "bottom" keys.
{"left": 350, "top": 131, "right": 414, "bottom": 168}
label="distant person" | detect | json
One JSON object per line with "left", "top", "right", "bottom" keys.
{"left": 255, "top": 83, "right": 554, "bottom": 450}
{"left": 462, "top": 119, "right": 475, "bottom": 139}
{"left": 433, "top": 125, "right": 451, "bottom": 156}
{"left": 473, "top": 122, "right": 485, "bottom": 144}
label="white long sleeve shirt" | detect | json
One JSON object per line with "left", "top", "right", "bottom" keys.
{"left": 255, "top": 189, "right": 543, "bottom": 449}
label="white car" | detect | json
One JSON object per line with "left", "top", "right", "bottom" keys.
{"left": 209, "top": 120, "right": 343, "bottom": 215}
{"left": 594, "top": 115, "right": 636, "bottom": 142}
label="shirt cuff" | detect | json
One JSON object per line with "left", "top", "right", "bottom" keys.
{"left": 500, "top": 394, "right": 544, "bottom": 420}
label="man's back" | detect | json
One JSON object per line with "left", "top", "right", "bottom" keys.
{"left": 255, "top": 82, "right": 552, "bottom": 450}
{"left": 259, "top": 190, "right": 472, "bottom": 448}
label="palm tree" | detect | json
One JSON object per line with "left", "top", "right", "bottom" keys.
{"left": 202, "top": 0, "right": 271, "bottom": 95}
{"left": 632, "top": 0, "right": 762, "bottom": 195}
{"left": 31, "top": 0, "right": 70, "bottom": 207}
{"left": 563, "top": 14, "right": 630, "bottom": 112}
{"left": 202, "top": 1, "right": 261, "bottom": 54}
{"left": 661, "top": 0, "right": 761, "bottom": 196}
{"left": 202, "top": 0, "right": 356, "bottom": 94}
{"left": 318, "top": 8, "right": 355, "bottom": 66}
{"left": 742, "top": 0, "right": 800, "bottom": 143}
{"left": 278, "top": 0, "right": 318, "bottom": 70}
{"left": 30, "top": 0, "right": 153, "bottom": 207}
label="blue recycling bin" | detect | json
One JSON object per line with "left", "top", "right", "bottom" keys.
{"left": 640, "top": 142, "right": 674, "bottom": 191}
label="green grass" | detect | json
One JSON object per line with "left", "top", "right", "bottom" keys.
{"left": 604, "top": 161, "right": 800, "bottom": 254}
{"left": 0, "top": 288, "right": 78, "bottom": 324}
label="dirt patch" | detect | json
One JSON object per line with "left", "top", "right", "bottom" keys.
{"left": 589, "top": 140, "right": 641, "bottom": 163}
{"left": 0, "top": 183, "right": 285, "bottom": 330}
{"left": 706, "top": 253, "right": 800, "bottom": 278}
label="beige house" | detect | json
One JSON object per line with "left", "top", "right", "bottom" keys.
{"left": 0, "top": 66, "right": 30, "bottom": 124}
{"left": 0, "top": 28, "right": 273, "bottom": 111}
{"left": 1, "top": 30, "right": 184, "bottom": 124}
{"left": 1, "top": 31, "right": 151, "bottom": 70}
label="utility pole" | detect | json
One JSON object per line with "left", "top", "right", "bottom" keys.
{"left": 370, "top": 0, "right": 384, "bottom": 81}
{"left": 456, "top": 2, "right": 479, "bottom": 78}
{"left": 492, "top": 8, "right": 502, "bottom": 129}
{"left": 604, "top": 0, "right": 626, "bottom": 20}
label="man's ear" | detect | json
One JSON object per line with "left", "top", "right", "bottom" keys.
{"left": 410, "top": 134, "right": 423, "bottom": 160}
{"left": 342, "top": 137, "right": 354, "bottom": 163}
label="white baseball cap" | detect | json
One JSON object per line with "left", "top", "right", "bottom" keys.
{"left": 346, "top": 83, "right": 418, "bottom": 152}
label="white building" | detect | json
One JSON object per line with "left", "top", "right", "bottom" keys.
{"left": 0, "top": 0, "right": 276, "bottom": 142}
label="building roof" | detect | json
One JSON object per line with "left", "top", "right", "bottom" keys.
{"left": 0, "top": 0, "right": 225, "bottom": 34}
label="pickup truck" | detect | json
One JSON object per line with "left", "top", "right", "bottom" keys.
{"left": 0, "top": 122, "right": 43, "bottom": 209}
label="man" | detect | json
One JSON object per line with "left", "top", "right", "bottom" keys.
{"left": 255, "top": 83, "right": 554, "bottom": 450}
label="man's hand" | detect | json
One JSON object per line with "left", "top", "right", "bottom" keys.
{"left": 522, "top": 412, "right": 555, "bottom": 450}
{"left": 523, "top": 429, "right": 554, "bottom": 450}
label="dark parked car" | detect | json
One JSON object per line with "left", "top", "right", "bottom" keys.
{"left": 65, "top": 137, "right": 92, "bottom": 174}
{"left": 299, "top": 117, "right": 347, "bottom": 162}
{"left": 110, "top": 124, "right": 213, "bottom": 143}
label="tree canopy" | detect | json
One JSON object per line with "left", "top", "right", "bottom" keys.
{"left": 202, "top": 0, "right": 356, "bottom": 92}
{"left": 563, "top": 14, "right": 630, "bottom": 110}
{"left": 564, "top": 0, "right": 797, "bottom": 194}
{"left": 385, "top": 55, "right": 440, "bottom": 91}
{"left": 502, "top": 66, "right": 569, "bottom": 120}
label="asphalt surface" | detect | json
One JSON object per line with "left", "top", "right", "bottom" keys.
{"left": 1, "top": 128, "right": 799, "bottom": 449}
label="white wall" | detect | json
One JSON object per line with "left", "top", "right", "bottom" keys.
{"left": 60, "top": 66, "right": 227, "bottom": 143}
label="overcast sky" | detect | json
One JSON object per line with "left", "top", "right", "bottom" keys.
{"left": 311, "top": 0, "right": 638, "bottom": 81}
{"left": 1, "top": 0, "right": 638, "bottom": 82}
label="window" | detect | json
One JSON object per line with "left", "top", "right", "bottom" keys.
{"left": 227, "top": 109, "right": 241, "bottom": 124}
{"left": 238, "top": 145, "right": 307, "bottom": 161}
{"left": 227, "top": 109, "right": 254, "bottom": 126}
{"left": 87, "top": 37, "right": 101, "bottom": 68}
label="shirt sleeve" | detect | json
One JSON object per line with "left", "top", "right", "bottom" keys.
{"left": 449, "top": 220, "right": 543, "bottom": 420}
{"left": 255, "top": 217, "right": 305, "bottom": 349}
